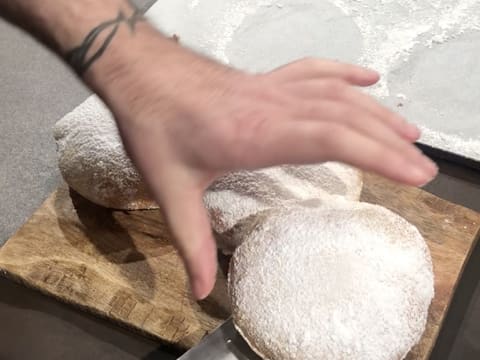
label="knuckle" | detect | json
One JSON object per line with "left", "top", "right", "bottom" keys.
{"left": 337, "top": 105, "right": 354, "bottom": 120}
{"left": 261, "top": 86, "right": 283, "bottom": 104}
{"left": 243, "top": 113, "right": 271, "bottom": 139}
{"left": 332, "top": 81, "right": 348, "bottom": 96}
{"left": 384, "top": 150, "right": 406, "bottom": 168}
{"left": 326, "top": 79, "right": 348, "bottom": 97}
{"left": 296, "top": 57, "right": 336, "bottom": 73}
{"left": 391, "top": 112, "right": 406, "bottom": 127}
{"left": 247, "top": 78, "right": 285, "bottom": 104}
{"left": 347, "top": 65, "right": 362, "bottom": 77}
{"left": 230, "top": 111, "right": 271, "bottom": 161}
{"left": 327, "top": 104, "right": 353, "bottom": 122}
{"left": 300, "top": 56, "right": 317, "bottom": 67}
{"left": 315, "top": 123, "right": 339, "bottom": 147}
{"left": 303, "top": 104, "right": 321, "bottom": 118}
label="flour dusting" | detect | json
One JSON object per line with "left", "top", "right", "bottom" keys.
{"left": 189, "top": 0, "right": 200, "bottom": 9}
{"left": 209, "top": 0, "right": 276, "bottom": 63}
{"left": 54, "top": 96, "right": 158, "bottom": 210}
{"left": 178, "top": 0, "right": 480, "bottom": 97}
{"left": 322, "top": 0, "right": 480, "bottom": 97}
{"left": 230, "top": 202, "right": 434, "bottom": 360}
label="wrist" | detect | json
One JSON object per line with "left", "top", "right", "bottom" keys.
{"left": 82, "top": 23, "right": 182, "bottom": 105}
{"left": 84, "top": 25, "right": 238, "bottom": 122}
{"left": 39, "top": 0, "right": 135, "bottom": 53}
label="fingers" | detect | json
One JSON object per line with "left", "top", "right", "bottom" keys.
{"left": 285, "top": 79, "right": 420, "bottom": 141}
{"left": 341, "top": 87, "right": 420, "bottom": 141}
{"left": 264, "top": 58, "right": 420, "bottom": 141}
{"left": 240, "top": 120, "right": 437, "bottom": 186}
{"left": 266, "top": 57, "right": 380, "bottom": 87}
{"left": 234, "top": 61, "right": 436, "bottom": 186}
{"left": 291, "top": 100, "right": 422, "bottom": 162}
{"left": 157, "top": 178, "right": 218, "bottom": 300}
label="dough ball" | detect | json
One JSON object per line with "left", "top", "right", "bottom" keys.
{"left": 229, "top": 201, "right": 434, "bottom": 360}
{"left": 54, "top": 95, "right": 157, "bottom": 210}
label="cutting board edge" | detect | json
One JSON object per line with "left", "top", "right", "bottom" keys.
{"left": 424, "top": 228, "right": 480, "bottom": 359}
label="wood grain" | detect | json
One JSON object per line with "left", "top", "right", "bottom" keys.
{"left": 0, "top": 173, "right": 478, "bottom": 359}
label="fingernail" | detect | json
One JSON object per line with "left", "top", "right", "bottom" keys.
{"left": 406, "top": 123, "right": 421, "bottom": 138}
{"left": 418, "top": 170, "right": 437, "bottom": 187}
{"left": 191, "top": 278, "right": 209, "bottom": 300}
{"left": 365, "top": 68, "right": 380, "bottom": 77}
{"left": 423, "top": 156, "right": 439, "bottom": 176}
{"left": 409, "top": 165, "right": 430, "bottom": 184}
{"left": 192, "top": 284, "right": 204, "bottom": 300}
{"left": 367, "top": 69, "right": 380, "bottom": 81}
{"left": 408, "top": 160, "right": 437, "bottom": 186}
{"left": 407, "top": 122, "right": 419, "bottom": 131}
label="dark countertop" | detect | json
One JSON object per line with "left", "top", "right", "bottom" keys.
{"left": 0, "top": 9, "right": 479, "bottom": 360}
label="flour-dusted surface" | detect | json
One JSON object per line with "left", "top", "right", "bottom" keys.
{"left": 205, "top": 164, "right": 362, "bottom": 253}
{"left": 383, "top": 29, "right": 480, "bottom": 162}
{"left": 229, "top": 202, "right": 434, "bottom": 360}
{"left": 420, "top": 126, "right": 480, "bottom": 162}
{"left": 147, "top": 0, "right": 480, "bottom": 162}
{"left": 54, "top": 95, "right": 158, "bottom": 210}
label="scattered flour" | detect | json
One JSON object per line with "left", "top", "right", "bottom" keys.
{"left": 209, "top": 0, "right": 276, "bottom": 63}
{"left": 325, "top": 0, "right": 480, "bottom": 97}
{"left": 420, "top": 126, "right": 480, "bottom": 162}
{"left": 156, "top": 0, "right": 480, "bottom": 96}
{"left": 188, "top": 0, "right": 200, "bottom": 9}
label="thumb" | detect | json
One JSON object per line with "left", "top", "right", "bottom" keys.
{"left": 159, "top": 183, "right": 218, "bottom": 300}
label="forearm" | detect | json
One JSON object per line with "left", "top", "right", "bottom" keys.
{"left": 0, "top": 1, "right": 183, "bottom": 87}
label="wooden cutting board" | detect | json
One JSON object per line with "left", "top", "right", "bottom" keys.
{"left": 0, "top": 173, "right": 479, "bottom": 359}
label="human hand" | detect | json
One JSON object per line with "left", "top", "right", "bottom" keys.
{"left": 87, "top": 25, "right": 437, "bottom": 299}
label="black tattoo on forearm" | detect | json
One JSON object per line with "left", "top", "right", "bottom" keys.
{"left": 65, "top": 5, "right": 145, "bottom": 76}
